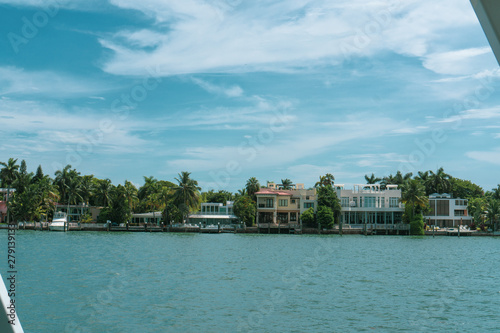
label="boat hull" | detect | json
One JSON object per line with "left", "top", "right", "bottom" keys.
{"left": 49, "top": 223, "right": 66, "bottom": 231}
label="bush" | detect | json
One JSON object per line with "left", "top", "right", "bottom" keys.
{"left": 410, "top": 214, "right": 425, "bottom": 235}
{"left": 317, "top": 206, "right": 334, "bottom": 229}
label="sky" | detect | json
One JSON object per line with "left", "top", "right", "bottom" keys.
{"left": 0, "top": 0, "right": 499, "bottom": 192}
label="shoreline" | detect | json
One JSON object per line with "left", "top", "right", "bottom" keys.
{"left": 1, "top": 223, "right": 499, "bottom": 236}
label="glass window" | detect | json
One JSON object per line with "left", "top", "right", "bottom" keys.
{"left": 304, "top": 202, "right": 314, "bottom": 209}
{"left": 279, "top": 199, "right": 288, "bottom": 207}
{"left": 266, "top": 199, "right": 274, "bottom": 208}
{"left": 389, "top": 197, "right": 399, "bottom": 208}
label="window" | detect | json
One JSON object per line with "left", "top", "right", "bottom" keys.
{"left": 279, "top": 199, "right": 288, "bottom": 207}
{"left": 352, "top": 197, "right": 358, "bottom": 207}
{"left": 381, "top": 199, "right": 385, "bottom": 208}
{"left": 290, "top": 213, "right": 297, "bottom": 221}
{"left": 364, "top": 197, "right": 376, "bottom": 208}
{"left": 341, "top": 197, "right": 349, "bottom": 207}
{"left": 291, "top": 199, "right": 296, "bottom": 204}
{"left": 389, "top": 197, "right": 399, "bottom": 208}
{"left": 304, "top": 202, "right": 314, "bottom": 209}
{"left": 454, "top": 210, "right": 465, "bottom": 216}
{"left": 266, "top": 199, "right": 274, "bottom": 208}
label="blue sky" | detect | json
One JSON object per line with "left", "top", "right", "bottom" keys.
{"left": 1, "top": 0, "right": 499, "bottom": 192}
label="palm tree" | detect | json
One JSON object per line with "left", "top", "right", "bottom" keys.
{"left": 429, "top": 167, "right": 451, "bottom": 194}
{"left": 492, "top": 185, "right": 500, "bottom": 201}
{"left": 245, "top": 177, "right": 260, "bottom": 198}
{"left": 0, "top": 158, "right": 20, "bottom": 225}
{"left": 173, "top": 171, "right": 201, "bottom": 223}
{"left": 280, "top": 178, "right": 293, "bottom": 190}
{"left": 36, "top": 176, "right": 60, "bottom": 222}
{"left": 315, "top": 173, "right": 335, "bottom": 188}
{"left": 401, "top": 179, "right": 428, "bottom": 216}
{"left": 79, "top": 175, "right": 95, "bottom": 206}
{"left": 124, "top": 180, "right": 139, "bottom": 212}
{"left": 95, "top": 179, "right": 113, "bottom": 207}
{"left": 138, "top": 176, "right": 158, "bottom": 201}
{"left": 66, "top": 176, "right": 83, "bottom": 222}
{"left": 364, "top": 173, "right": 381, "bottom": 184}
{"left": 416, "top": 171, "right": 432, "bottom": 195}
{"left": 486, "top": 199, "right": 500, "bottom": 231}
{"left": 54, "top": 165, "right": 80, "bottom": 205}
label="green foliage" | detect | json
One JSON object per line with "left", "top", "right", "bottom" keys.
{"left": 233, "top": 195, "right": 256, "bottom": 226}
{"left": 449, "top": 178, "right": 484, "bottom": 199}
{"left": 410, "top": 214, "right": 425, "bottom": 235}
{"left": 301, "top": 207, "right": 315, "bottom": 227}
{"left": 317, "top": 206, "right": 334, "bottom": 229}
{"left": 202, "top": 190, "right": 233, "bottom": 204}
{"left": 316, "top": 175, "right": 341, "bottom": 223}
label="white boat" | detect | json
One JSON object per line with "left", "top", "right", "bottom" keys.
{"left": 49, "top": 212, "right": 67, "bottom": 231}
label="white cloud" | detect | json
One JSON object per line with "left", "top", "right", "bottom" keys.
{"left": 97, "top": 0, "right": 481, "bottom": 77}
{"left": 423, "top": 47, "right": 497, "bottom": 76}
{"left": 0, "top": 67, "right": 115, "bottom": 97}
{"left": 438, "top": 107, "right": 500, "bottom": 124}
{"left": 466, "top": 150, "right": 500, "bottom": 165}
{"left": 191, "top": 78, "right": 243, "bottom": 98}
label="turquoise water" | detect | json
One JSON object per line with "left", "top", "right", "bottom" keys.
{"left": 1, "top": 231, "right": 500, "bottom": 332}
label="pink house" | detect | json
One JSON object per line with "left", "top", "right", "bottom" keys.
{"left": 0, "top": 189, "right": 15, "bottom": 223}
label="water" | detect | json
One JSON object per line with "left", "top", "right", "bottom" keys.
{"left": 1, "top": 231, "right": 500, "bottom": 332}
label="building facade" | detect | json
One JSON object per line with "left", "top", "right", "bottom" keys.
{"left": 336, "top": 184, "right": 404, "bottom": 225}
{"left": 188, "top": 201, "right": 238, "bottom": 225}
{"left": 54, "top": 204, "right": 102, "bottom": 222}
{"left": 0, "top": 189, "right": 15, "bottom": 223}
{"left": 256, "top": 182, "right": 317, "bottom": 228}
{"left": 424, "top": 193, "right": 472, "bottom": 228}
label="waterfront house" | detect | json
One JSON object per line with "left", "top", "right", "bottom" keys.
{"left": 54, "top": 203, "right": 102, "bottom": 222}
{"left": 131, "top": 211, "right": 163, "bottom": 225}
{"left": 256, "top": 182, "right": 317, "bottom": 230}
{"left": 0, "top": 188, "right": 15, "bottom": 223}
{"left": 188, "top": 201, "right": 239, "bottom": 226}
{"left": 336, "top": 184, "right": 404, "bottom": 225}
{"left": 424, "top": 193, "right": 472, "bottom": 228}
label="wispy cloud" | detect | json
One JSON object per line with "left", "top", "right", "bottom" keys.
{"left": 437, "top": 107, "right": 500, "bottom": 124}
{"left": 466, "top": 149, "right": 500, "bottom": 166}
{"left": 0, "top": 67, "right": 117, "bottom": 97}
{"left": 98, "top": 0, "right": 480, "bottom": 77}
{"left": 191, "top": 78, "right": 243, "bottom": 98}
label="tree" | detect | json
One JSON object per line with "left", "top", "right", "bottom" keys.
{"left": 364, "top": 173, "right": 381, "bottom": 184}
{"left": 123, "top": 180, "right": 139, "bottom": 211}
{"left": 13, "top": 160, "right": 33, "bottom": 195}
{"left": 429, "top": 167, "right": 451, "bottom": 194}
{"left": 173, "top": 171, "right": 201, "bottom": 223}
{"left": 401, "top": 179, "right": 428, "bottom": 217}
{"left": 486, "top": 199, "right": 500, "bottom": 231}
{"left": 0, "top": 158, "right": 20, "bottom": 224}
{"left": 233, "top": 195, "right": 256, "bottom": 226}
{"left": 95, "top": 178, "right": 113, "bottom": 207}
{"left": 316, "top": 184, "right": 341, "bottom": 223}
{"left": 245, "top": 177, "right": 260, "bottom": 199}
{"left": 280, "top": 178, "right": 293, "bottom": 190}
{"left": 491, "top": 185, "right": 500, "bottom": 201}
{"left": 54, "top": 165, "right": 75, "bottom": 204}
{"left": 317, "top": 206, "right": 334, "bottom": 229}
{"left": 33, "top": 164, "right": 44, "bottom": 184}
{"left": 449, "top": 178, "right": 484, "bottom": 199}
{"left": 203, "top": 190, "right": 233, "bottom": 204}
{"left": 410, "top": 214, "right": 425, "bottom": 235}
{"left": 315, "top": 173, "right": 335, "bottom": 188}
{"left": 300, "top": 207, "right": 315, "bottom": 227}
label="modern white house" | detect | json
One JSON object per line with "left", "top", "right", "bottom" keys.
{"left": 423, "top": 193, "right": 472, "bottom": 228}
{"left": 336, "top": 184, "right": 405, "bottom": 225}
{"left": 188, "top": 201, "right": 239, "bottom": 226}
